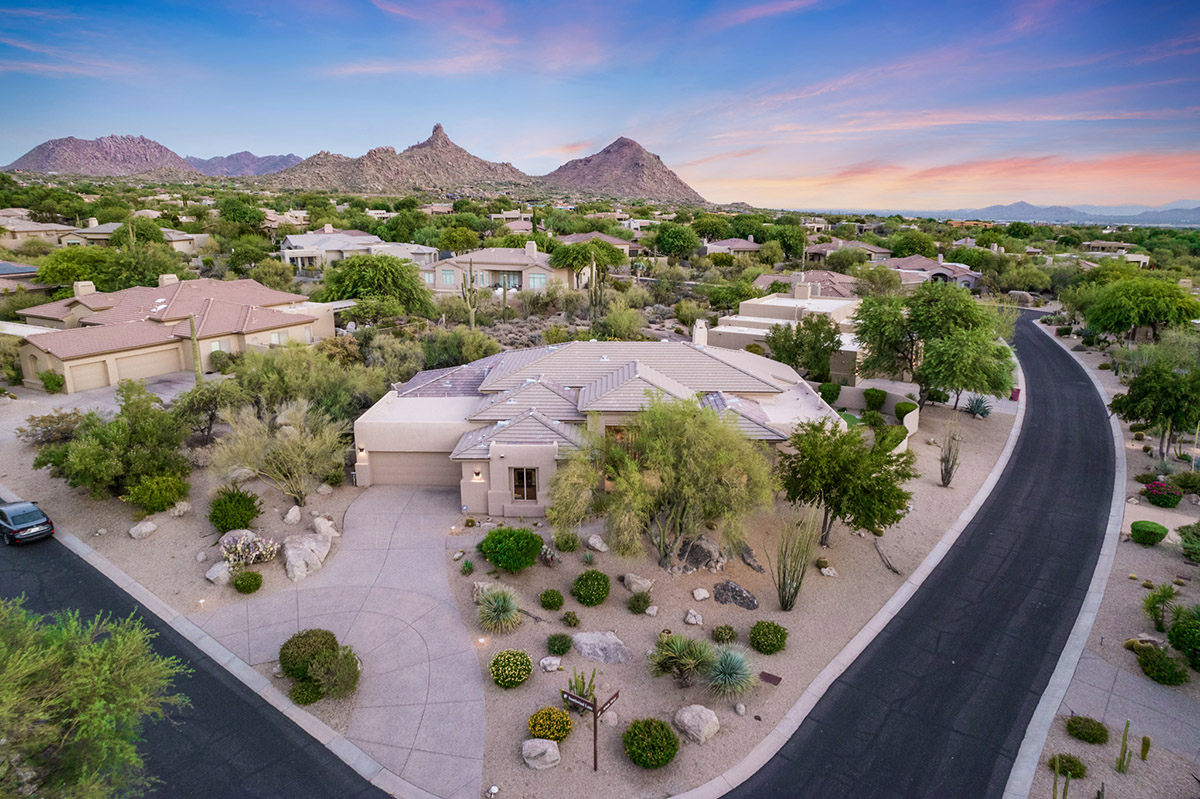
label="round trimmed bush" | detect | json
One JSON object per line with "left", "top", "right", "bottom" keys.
{"left": 478, "top": 587, "right": 522, "bottom": 634}
{"left": 628, "top": 591, "right": 652, "bottom": 615}
{"left": 1130, "top": 520, "right": 1168, "bottom": 546}
{"left": 540, "top": 589, "right": 564, "bottom": 611}
{"left": 623, "top": 718, "right": 680, "bottom": 769}
{"left": 1133, "top": 430, "right": 1144, "bottom": 439}
{"left": 1134, "top": 472, "right": 1158, "bottom": 484}
{"left": 208, "top": 484, "right": 263, "bottom": 533}
{"left": 309, "top": 645, "right": 361, "bottom": 698}
{"left": 894, "top": 401, "right": 918, "bottom": 423}
{"left": 1142, "top": 481, "right": 1183, "bottom": 508}
{"left": 863, "top": 387, "right": 886, "bottom": 412}
{"left": 1065, "top": 716, "right": 1108, "bottom": 745}
{"left": 1136, "top": 646, "right": 1189, "bottom": 685}
{"left": 553, "top": 531, "right": 580, "bottom": 552}
{"left": 571, "top": 570, "right": 610, "bottom": 607}
{"left": 233, "top": 570, "right": 262, "bottom": 594}
{"left": 127, "top": 473, "right": 190, "bottom": 514}
{"left": 489, "top": 649, "right": 533, "bottom": 689}
{"left": 818, "top": 382, "right": 841, "bottom": 405}
{"left": 1167, "top": 618, "right": 1200, "bottom": 669}
{"left": 280, "top": 628, "right": 338, "bottom": 680}
{"left": 547, "top": 632, "right": 573, "bottom": 656}
{"left": 562, "top": 611, "right": 580, "bottom": 627}
{"left": 749, "top": 620, "right": 788, "bottom": 655}
{"left": 1046, "top": 753, "right": 1086, "bottom": 779}
{"left": 290, "top": 679, "right": 324, "bottom": 705}
{"left": 528, "top": 706, "right": 572, "bottom": 741}
{"left": 477, "top": 526, "right": 544, "bottom": 573}
{"left": 712, "top": 624, "right": 737, "bottom": 644}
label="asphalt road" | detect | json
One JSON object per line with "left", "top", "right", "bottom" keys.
{"left": 0, "top": 537, "right": 389, "bottom": 799}
{"left": 728, "top": 313, "right": 1114, "bottom": 798}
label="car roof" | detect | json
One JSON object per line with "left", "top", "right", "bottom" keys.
{"left": 0, "top": 502, "right": 41, "bottom": 515}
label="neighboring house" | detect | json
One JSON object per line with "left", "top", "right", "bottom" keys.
{"left": 584, "top": 211, "right": 629, "bottom": 221}
{"left": 619, "top": 218, "right": 657, "bottom": 231}
{"left": 0, "top": 217, "right": 77, "bottom": 249}
{"left": 1083, "top": 240, "right": 1133, "bottom": 255}
{"left": 58, "top": 222, "right": 209, "bottom": 255}
{"left": 365, "top": 209, "right": 397, "bottom": 220}
{"left": 419, "top": 203, "right": 454, "bottom": 216}
{"left": 17, "top": 276, "right": 335, "bottom": 393}
{"left": 279, "top": 225, "right": 438, "bottom": 270}
{"left": 422, "top": 242, "right": 581, "bottom": 293}
{"left": 707, "top": 283, "right": 862, "bottom": 384}
{"left": 489, "top": 211, "right": 532, "bottom": 224}
{"left": 804, "top": 238, "right": 891, "bottom": 265}
{"left": 554, "top": 231, "right": 633, "bottom": 257}
{"left": 1124, "top": 253, "right": 1150, "bottom": 267}
{"left": 801, "top": 217, "right": 831, "bottom": 234}
{"left": 946, "top": 220, "right": 995, "bottom": 228}
{"left": 702, "top": 237, "right": 761, "bottom": 257}
{"left": 882, "top": 254, "right": 982, "bottom": 289}
{"left": 132, "top": 209, "right": 162, "bottom": 219}
{"left": 503, "top": 220, "right": 534, "bottom": 234}
{"left": 352, "top": 335, "right": 840, "bottom": 515}
{"left": 752, "top": 270, "right": 860, "bottom": 299}
{"left": 0, "top": 261, "right": 52, "bottom": 299}
{"left": 261, "top": 209, "right": 309, "bottom": 232}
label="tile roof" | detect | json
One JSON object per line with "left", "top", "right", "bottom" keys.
{"left": 167, "top": 299, "right": 315, "bottom": 338}
{"left": 577, "top": 360, "right": 694, "bottom": 411}
{"left": 0, "top": 218, "right": 76, "bottom": 233}
{"left": 429, "top": 247, "right": 552, "bottom": 270}
{"left": 752, "top": 271, "right": 859, "bottom": 298}
{"left": 450, "top": 409, "right": 585, "bottom": 460}
{"left": 699, "top": 392, "right": 787, "bottom": 441}
{"left": 24, "top": 320, "right": 179, "bottom": 360}
{"left": 708, "top": 238, "right": 761, "bottom": 250}
{"left": 470, "top": 377, "right": 583, "bottom": 421}
{"left": 555, "top": 232, "right": 631, "bottom": 247}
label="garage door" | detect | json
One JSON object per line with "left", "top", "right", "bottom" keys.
{"left": 68, "top": 361, "right": 109, "bottom": 391}
{"left": 115, "top": 348, "right": 182, "bottom": 381}
{"left": 369, "top": 452, "right": 460, "bottom": 485}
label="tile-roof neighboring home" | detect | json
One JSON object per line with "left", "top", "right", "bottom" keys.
{"left": 24, "top": 320, "right": 179, "bottom": 361}
{"left": 555, "top": 231, "right": 639, "bottom": 258}
{"left": 0, "top": 217, "right": 78, "bottom": 249}
{"left": 132, "top": 209, "right": 162, "bottom": 219}
{"left": 882, "top": 254, "right": 982, "bottom": 289}
{"left": 1083, "top": 240, "right": 1133, "bottom": 254}
{"left": 804, "top": 238, "right": 891, "bottom": 264}
{"left": 279, "top": 225, "right": 438, "bottom": 270}
{"left": 0, "top": 208, "right": 32, "bottom": 220}
{"left": 953, "top": 237, "right": 977, "bottom": 247}
{"left": 57, "top": 222, "right": 208, "bottom": 255}
{"left": 354, "top": 335, "right": 849, "bottom": 517}
{"left": 503, "top": 220, "right": 534, "bottom": 233}
{"left": 703, "top": 237, "right": 761, "bottom": 257}
{"left": 423, "top": 242, "right": 579, "bottom": 294}
{"left": 752, "top": 270, "right": 859, "bottom": 299}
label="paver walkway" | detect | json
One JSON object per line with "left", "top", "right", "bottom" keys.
{"left": 1060, "top": 650, "right": 1200, "bottom": 763}
{"left": 189, "top": 485, "right": 484, "bottom": 799}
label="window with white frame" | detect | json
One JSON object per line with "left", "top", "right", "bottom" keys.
{"left": 441, "top": 269, "right": 455, "bottom": 286}
{"left": 528, "top": 273, "right": 546, "bottom": 289}
{"left": 423, "top": 272, "right": 434, "bottom": 285}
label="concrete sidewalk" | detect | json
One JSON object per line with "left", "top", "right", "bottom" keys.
{"left": 189, "top": 485, "right": 484, "bottom": 799}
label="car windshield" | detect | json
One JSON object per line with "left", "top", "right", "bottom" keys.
{"left": 9, "top": 510, "right": 45, "bottom": 526}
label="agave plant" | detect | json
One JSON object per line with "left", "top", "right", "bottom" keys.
{"left": 648, "top": 633, "right": 716, "bottom": 687}
{"left": 963, "top": 395, "right": 992, "bottom": 418}
{"left": 707, "top": 645, "right": 760, "bottom": 699}
{"left": 478, "top": 587, "right": 522, "bottom": 634}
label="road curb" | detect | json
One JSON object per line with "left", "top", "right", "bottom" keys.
{"left": 1000, "top": 322, "right": 1126, "bottom": 799}
{"left": 6, "top": 485, "right": 428, "bottom": 799}
{"left": 671, "top": 344, "right": 1030, "bottom": 799}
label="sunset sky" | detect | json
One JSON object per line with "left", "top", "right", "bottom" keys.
{"left": 2, "top": 0, "right": 1198, "bottom": 210}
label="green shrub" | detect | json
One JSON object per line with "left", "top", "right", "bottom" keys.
{"left": 860, "top": 409, "right": 885, "bottom": 428}
{"left": 477, "top": 526, "right": 543, "bottom": 573}
{"left": 547, "top": 633, "right": 573, "bottom": 656}
{"left": 1134, "top": 472, "right": 1157, "bottom": 484}
{"left": 1065, "top": 716, "right": 1109, "bottom": 745}
{"left": 1143, "top": 445, "right": 1153, "bottom": 453}
{"left": 528, "top": 706, "right": 572, "bottom": 742}
{"left": 1055, "top": 326, "right": 1072, "bottom": 337}
{"left": 1136, "top": 646, "right": 1189, "bottom": 685}
{"left": 818, "top": 382, "right": 841, "bottom": 405}
{"left": 209, "top": 350, "right": 232, "bottom": 374}
{"left": 489, "top": 649, "right": 532, "bottom": 688}
{"left": 553, "top": 531, "right": 580, "bottom": 552}
{"left": 1130, "top": 520, "right": 1168, "bottom": 546}
{"left": 623, "top": 718, "right": 679, "bottom": 769}
{"left": 707, "top": 645, "right": 759, "bottom": 698}
{"left": 1169, "top": 470, "right": 1200, "bottom": 494}
{"left": 233, "top": 570, "right": 262, "bottom": 594}
{"left": 309, "top": 645, "right": 361, "bottom": 698}
{"left": 1144, "top": 583, "right": 1177, "bottom": 632}
{"left": 460, "top": 559, "right": 474, "bottom": 576}
{"left": 1142, "top": 481, "right": 1183, "bottom": 508}
{"left": 540, "top": 589, "right": 564, "bottom": 611}
{"left": 649, "top": 633, "right": 716, "bottom": 686}
{"left": 711, "top": 624, "right": 737, "bottom": 644}
{"left": 627, "top": 591, "right": 652, "bottom": 614}
{"left": 208, "top": 484, "right": 263, "bottom": 532}
{"left": 925, "top": 388, "right": 950, "bottom": 405}
{"left": 126, "top": 473, "right": 190, "bottom": 514}
{"left": 1181, "top": 523, "right": 1200, "bottom": 563}
{"left": 749, "top": 620, "right": 788, "bottom": 655}
{"left": 1046, "top": 753, "right": 1086, "bottom": 779}
{"left": 16, "top": 409, "right": 86, "bottom": 447}
{"left": 562, "top": 611, "right": 580, "bottom": 627}
{"left": 280, "top": 628, "right": 339, "bottom": 680}
{"left": 478, "top": 587, "right": 522, "bottom": 634}
{"left": 1129, "top": 423, "right": 1148, "bottom": 432}
{"left": 571, "top": 570, "right": 610, "bottom": 606}
{"left": 1133, "top": 431, "right": 1144, "bottom": 442}
{"left": 581, "top": 551, "right": 595, "bottom": 566}
{"left": 894, "top": 401, "right": 917, "bottom": 422}
{"left": 1099, "top": 362, "right": 1112, "bottom": 370}
{"left": 862, "top": 388, "right": 886, "bottom": 412}
{"left": 1167, "top": 618, "right": 1200, "bottom": 669}
{"left": 38, "top": 369, "right": 64, "bottom": 394}
{"left": 290, "top": 679, "right": 324, "bottom": 705}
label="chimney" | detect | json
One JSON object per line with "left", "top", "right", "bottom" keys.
{"left": 158, "top": 274, "right": 179, "bottom": 287}
{"left": 812, "top": 282, "right": 821, "bottom": 297}
{"left": 525, "top": 240, "right": 538, "bottom": 256}
{"left": 990, "top": 243, "right": 998, "bottom": 253}
{"left": 692, "top": 318, "right": 708, "bottom": 347}
{"left": 323, "top": 223, "right": 334, "bottom": 233}
{"left": 73, "top": 281, "right": 96, "bottom": 298}
{"left": 86, "top": 217, "right": 98, "bottom": 228}
{"left": 748, "top": 234, "right": 755, "bottom": 243}
{"left": 792, "top": 283, "right": 812, "bottom": 300}
{"left": 937, "top": 253, "right": 944, "bottom": 263}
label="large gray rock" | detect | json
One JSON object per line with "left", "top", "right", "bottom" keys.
{"left": 587, "top": 534, "right": 609, "bottom": 553}
{"left": 205, "top": 561, "right": 232, "bottom": 586}
{"left": 169, "top": 501, "right": 191, "bottom": 518}
{"left": 227, "top": 467, "right": 256, "bottom": 483}
{"left": 572, "top": 631, "right": 632, "bottom": 664}
{"left": 693, "top": 588, "right": 710, "bottom": 601}
{"left": 674, "top": 704, "right": 720, "bottom": 744}
{"left": 540, "top": 656, "right": 561, "bottom": 672}
{"left": 623, "top": 573, "right": 653, "bottom": 594}
{"left": 685, "top": 608, "right": 703, "bottom": 626}
{"left": 283, "top": 506, "right": 302, "bottom": 525}
{"left": 740, "top": 544, "right": 765, "bottom": 574}
{"left": 218, "top": 529, "right": 257, "bottom": 549}
{"left": 713, "top": 580, "right": 759, "bottom": 610}
{"left": 679, "top": 535, "right": 721, "bottom": 570}
{"left": 522, "top": 738, "right": 561, "bottom": 770}
{"left": 128, "top": 520, "right": 157, "bottom": 540}
{"left": 283, "top": 533, "right": 332, "bottom": 581}
{"left": 312, "top": 515, "right": 339, "bottom": 537}
{"left": 316, "top": 483, "right": 334, "bottom": 495}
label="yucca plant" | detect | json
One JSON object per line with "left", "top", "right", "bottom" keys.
{"left": 478, "top": 587, "right": 522, "bottom": 634}
{"left": 707, "top": 645, "right": 759, "bottom": 699}
{"left": 648, "top": 633, "right": 716, "bottom": 687}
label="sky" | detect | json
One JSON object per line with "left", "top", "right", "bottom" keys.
{"left": 1, "top": 0, "right": 1199, "bottom": 211}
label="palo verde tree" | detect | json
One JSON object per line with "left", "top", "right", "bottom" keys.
{"left": 170, "top": 378, "right": 250, "bottom": 445}
{"left": 1083, "top": 278, "right": 1200, "bottom": 341}
{"left": 778, "top": 417, "right": 918, "bottom": 547}
{"left": 318, "top": 253, "right": 436, "bottom": 317}
{"left": 547, "top": 396, "right": 773, "bottom": 566}
{"left": 1111, "top": 361, "right": 1200, "bottom": 459}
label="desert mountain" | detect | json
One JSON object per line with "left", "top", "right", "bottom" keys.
{"left": 539, "top": 137, "right": 706, "bottom": 204}
{"left": 263, "top": 124, "right": 531, "bottom": 193}
{"left": 185, "top": 151, "right": 303, "bottom": 177}
{"left": 4, "top": 135, "right": 199, "bottom": 177}
{"left": 919, "top": 200, "right": 1200, "bottom": 225}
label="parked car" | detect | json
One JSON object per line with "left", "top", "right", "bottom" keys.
{"left": 0, "top": 501, "right": 55, "bottom": 545}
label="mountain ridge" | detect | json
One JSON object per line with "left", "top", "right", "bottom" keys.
{"left": 5, "top": 134, "right": 199, "bottom": 177}
{"left": 185, "top": 151, "right": 303, "bottom": 177}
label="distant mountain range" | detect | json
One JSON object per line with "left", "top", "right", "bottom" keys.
{"left": 820, "top": 199, "right": 1200, "bottom": 226}
{"left": 3, "top": 127, "right": 706, "bottom": 203}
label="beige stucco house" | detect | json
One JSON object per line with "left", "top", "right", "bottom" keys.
{"left": 0, "top": 217, "right": 77, "bottom": 249}
{"left": 17, "top": 276, "right": 335, "bottom": 393}
{"left": 353, "top": 337, "right": 840, "bottom": 517}
{"left": 422, "top": 242, "right": 580, "bottom": 293}
{"left": 279, "top": 224, "right": 439, "bottom": 271}
{"left": 58, "top": 222, "right": 209, "bottom": 255}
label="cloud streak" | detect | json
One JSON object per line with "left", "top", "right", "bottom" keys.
{"left": 701, "top": 0, "right": 823, "bottom": 30}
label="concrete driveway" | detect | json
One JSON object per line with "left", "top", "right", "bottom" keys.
{"left": 188, "top": 485, "right": 484, "bottom": 799}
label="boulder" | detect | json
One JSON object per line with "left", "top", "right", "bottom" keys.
{"left": 169, "top": 501, "right": 191, "bottom": 518}
{"left": 685, "top": 608, "right": 703, "bottom": 626}
{"left": 128, "top": 521, "right": 157, "bottom": 540}
{"left": 227, "top": 467, "right": 256, "bottom": 483}
{"left": 1189, "top": 493, "right": 1200, "bottom": 506}
{"left": 96, "top": 528, "right": 107, "bottom": 536}
{"left": 219, "top": 529, "right": 257, "bottom": 549}
{"left": 679, "top": 535, "right": 721, "bottom": 570}
{"left": 283, "top": 533, "right": 332, "bottom": 582}
{"left": 674, "top": 705, "right": 720, "bottom": 744}
{"left": 539, "top": 656, "right": 561, "bottom": 673}
{"left": 195, "top": 550, "right": 207, "bottom": 563}
{"left": 572, "top": 631, "right": 632, "bottom": 664}
{"left": 713, "top": 580, "right": 759, "bottom": 610}
{"left": 645, "top": 605, "right": 659, "bottom": 618}
{"left": 740, "top": 544, "right": 765, "bottom": 574}
{"left": 623, "top": 573, "right": 653, "bottom": 594}
{"left": 1127, "top": 496, "right": 1140, "bottom": 505}
{"left": 316, "top": 483, "right": 334, "bottom": 495}
{"left": 312, "top": 515, "right": 340, "bottom": 538}
{"left": 522, "top": 739, "right": 561, "bottom": 770}
{"left": 587, "top": 534, "right": 609, "bottom": 553}
{"left": 820, "top": 566, "right": 838, "bottom": 578}
{"left": 735, "top": 703, "right": 746, "bottom": 717}
{"left": 205, "top": 561, "right": 232, "bottom": 586}
{"left": 283, "top": 506, "right": 302, "bottom": 525}
{"left": 693, "top": 588, "right": 710, "bottom": 601}
{"left": 472, "top": 582, "right": 495, "bottom": 603}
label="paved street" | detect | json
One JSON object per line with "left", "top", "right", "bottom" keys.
{"left": 727, "top": 312, "right": 1115, "bottom": 798}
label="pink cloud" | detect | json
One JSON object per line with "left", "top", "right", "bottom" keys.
{"left": 537, "top": 141, "right": 594, "bottom": 158}
{"left": 329, "top": 51, "right": 504, "bottom": 76}
{"left": 702, "top": 0, "right": 823, "bottom": 31}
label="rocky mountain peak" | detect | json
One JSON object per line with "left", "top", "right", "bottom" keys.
{"left": 5, "top": 134, "right": 199, "bottom": 177}
{"left": 540, "top": 136, "right": 705, "bottom": 204}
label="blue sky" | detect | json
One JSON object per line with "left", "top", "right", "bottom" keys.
{"left": 2, "top": 0, "right": 1199, "bottom": 209}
